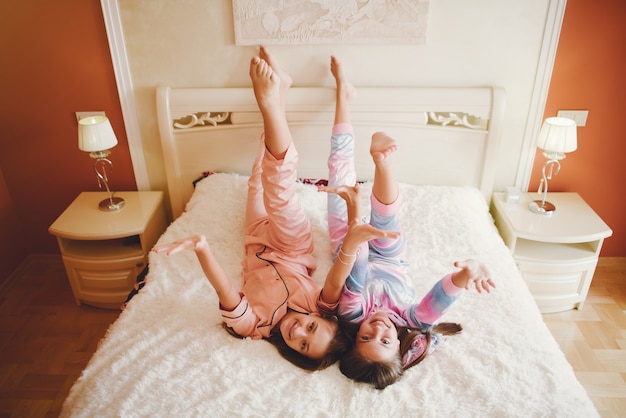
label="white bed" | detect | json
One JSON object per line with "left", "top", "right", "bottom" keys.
{"left": 60, "top": 86, "right": 599, "bottom": 417}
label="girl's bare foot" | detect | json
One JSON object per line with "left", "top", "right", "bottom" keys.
{"left": 331, "top": 55, "right": 356, "bottom": 102}
{"left": 249, "top": 56, "right": 281, "bottom": 114}
{"left": 259, "top": 45, "right": 291, "bottom": 109}
{"left": 370, "top": 132, "right": 397, "bottom": 162}
{"left": 259, "top": 45, "right": 292, "bottom": 87}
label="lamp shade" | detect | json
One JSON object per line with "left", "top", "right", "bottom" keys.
{"left": 78, "top": 116, "right": 118, "bottom": 152}
{"left": 537, "top": 117, "right": 577, "bottom": 153}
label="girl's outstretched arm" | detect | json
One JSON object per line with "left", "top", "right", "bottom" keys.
{"left": 320, "top": 218, "right": 400, "bottom": 306}
{"left": 410, "top": 260, "right": 495, "bottom": 328}
{"left": 153, "top": 235, "right": 242, "bottom": 310}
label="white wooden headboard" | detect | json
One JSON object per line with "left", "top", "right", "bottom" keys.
{"left": 157, "top": 86, "right": 505, "bottom": 219}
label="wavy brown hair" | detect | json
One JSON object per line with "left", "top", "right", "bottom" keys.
{"left": 222, "top": 316, "right": 352, "bottom": 371}
{"left": 339, "top": 322, "right": 462, "bottom": 389}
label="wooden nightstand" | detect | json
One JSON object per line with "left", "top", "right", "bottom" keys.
{"left": 490, "top": 192, "right": 612, "bottom": 313}
{"left": 49, "top": 191, "right": 167, "bottom": 309}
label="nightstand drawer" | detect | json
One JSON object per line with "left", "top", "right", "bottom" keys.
{"left": 62, "top": 255, "right": 146, "bottom": 308}
{"left": 523, "top": 268, "right": 583, "bottom": 295}
{"left": 516, "top": 258, "right": 597, "bottom": 313}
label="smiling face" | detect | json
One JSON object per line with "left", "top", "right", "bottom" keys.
{"left": 355, "top": 311, "right": 400, "bottom": 362}
{"left": 279, "top": 311, "right": 338, "bottom": 359}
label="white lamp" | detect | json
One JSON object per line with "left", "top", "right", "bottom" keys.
{"left": 78, "top": 115, "right": 125, "bottom": 211}
{"left": 529, "top": 117, "right": 577, "bottom": 214}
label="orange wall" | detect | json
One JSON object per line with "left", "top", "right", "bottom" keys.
{"left": 529, "top": 0, "right": 626, "bottom": 256}
{"left": 0, "top": 167, "right": 26, "bottom": 279}
{"left": 0, "top": 0, "right": 136, "bottom": 282}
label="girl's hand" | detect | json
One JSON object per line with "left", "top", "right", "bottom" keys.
{"left": 342, "top": 218, "right": 400, "bottom": 253}
{"left": 452, "top": 260, "right": 495, "bottom": 293}
{"left": 319, "top": 183, "right": 361, "bottom": 224}
{"left": 318, "top": 183, "right": 360, "bottom": 204}
{"left": 152, "top": 235, "right": 208, "bottom": 256}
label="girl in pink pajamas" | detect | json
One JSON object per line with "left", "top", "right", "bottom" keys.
{"left": 318, "top": 58, "right": 496, "bottom": 389}
{"left": 154, "top": 47, "right": 351, "bottom": 371}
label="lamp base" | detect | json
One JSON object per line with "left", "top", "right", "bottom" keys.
{"left": 529, "top": 200, "right": 556, "bottom": 215}
{"left": 99, "top": 196, "right": 125, "bottom": 212}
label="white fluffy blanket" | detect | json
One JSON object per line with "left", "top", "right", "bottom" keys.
{"left": 61, "top": 174, "right": 598, "bottom": 418}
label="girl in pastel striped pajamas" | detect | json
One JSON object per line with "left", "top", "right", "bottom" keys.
{"left": 319, "top": 57, "right": 496, "bottom": 390}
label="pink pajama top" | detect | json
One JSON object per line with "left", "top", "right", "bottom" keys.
{"left": 217, "top": 139, "right": 334, "bottom": 339}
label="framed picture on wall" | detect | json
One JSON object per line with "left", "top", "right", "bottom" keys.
{"left": 232, "top": 0, "right": 429, "bottom": 45}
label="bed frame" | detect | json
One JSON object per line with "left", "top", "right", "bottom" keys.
{"left": 157, "top": 86, "right": 505, "bottom": 218}
{"left": 60, "top": 85, "right": 602, "bottom": 417}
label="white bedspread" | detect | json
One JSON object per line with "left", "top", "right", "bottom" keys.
{"left": 61, "top": 173, "right": 598, "bottom": 418}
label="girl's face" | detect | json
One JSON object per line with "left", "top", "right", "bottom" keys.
{"left": 279, "top": 311, "right": 338, "bottom": 359}
{"left": 355, "top": 312, "right": 400, "bottom": 361}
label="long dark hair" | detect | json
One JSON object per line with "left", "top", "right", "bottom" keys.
{"left": 222, "top": 317, "right": 352, "bottom": 371}
{"left": 339, "top": 322, "right": 462, "bottom": 389}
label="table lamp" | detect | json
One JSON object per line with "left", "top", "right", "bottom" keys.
{"left": 529, "top": 117, "right": 577, "bottom": 214}
{"left": 78, "top": 115, "right": 125, "bottom": 211}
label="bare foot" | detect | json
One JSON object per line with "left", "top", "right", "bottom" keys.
{"left": 331, "top": 55, "right": 356, "bottom": 102}
{"left": 259, "top": 45, "right": 292, "bottom": 108}
{"left": 259, "top": 45, "right": 292, "bottom": 87}
{"left": 249, "top": 56, "right": 281, "bottom": 114}
{"left": 370, "top": 132, "right": 397, "bottom": 162}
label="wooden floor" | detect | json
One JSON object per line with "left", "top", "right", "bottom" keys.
{"left": 542, "top": 257, "right": 626, "bottom": 418}
{"left": 0, "top": 255, "right": 625, "bottom": 417}
{"left": 0, "top": 255, "right": 120, "bottom": 417}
